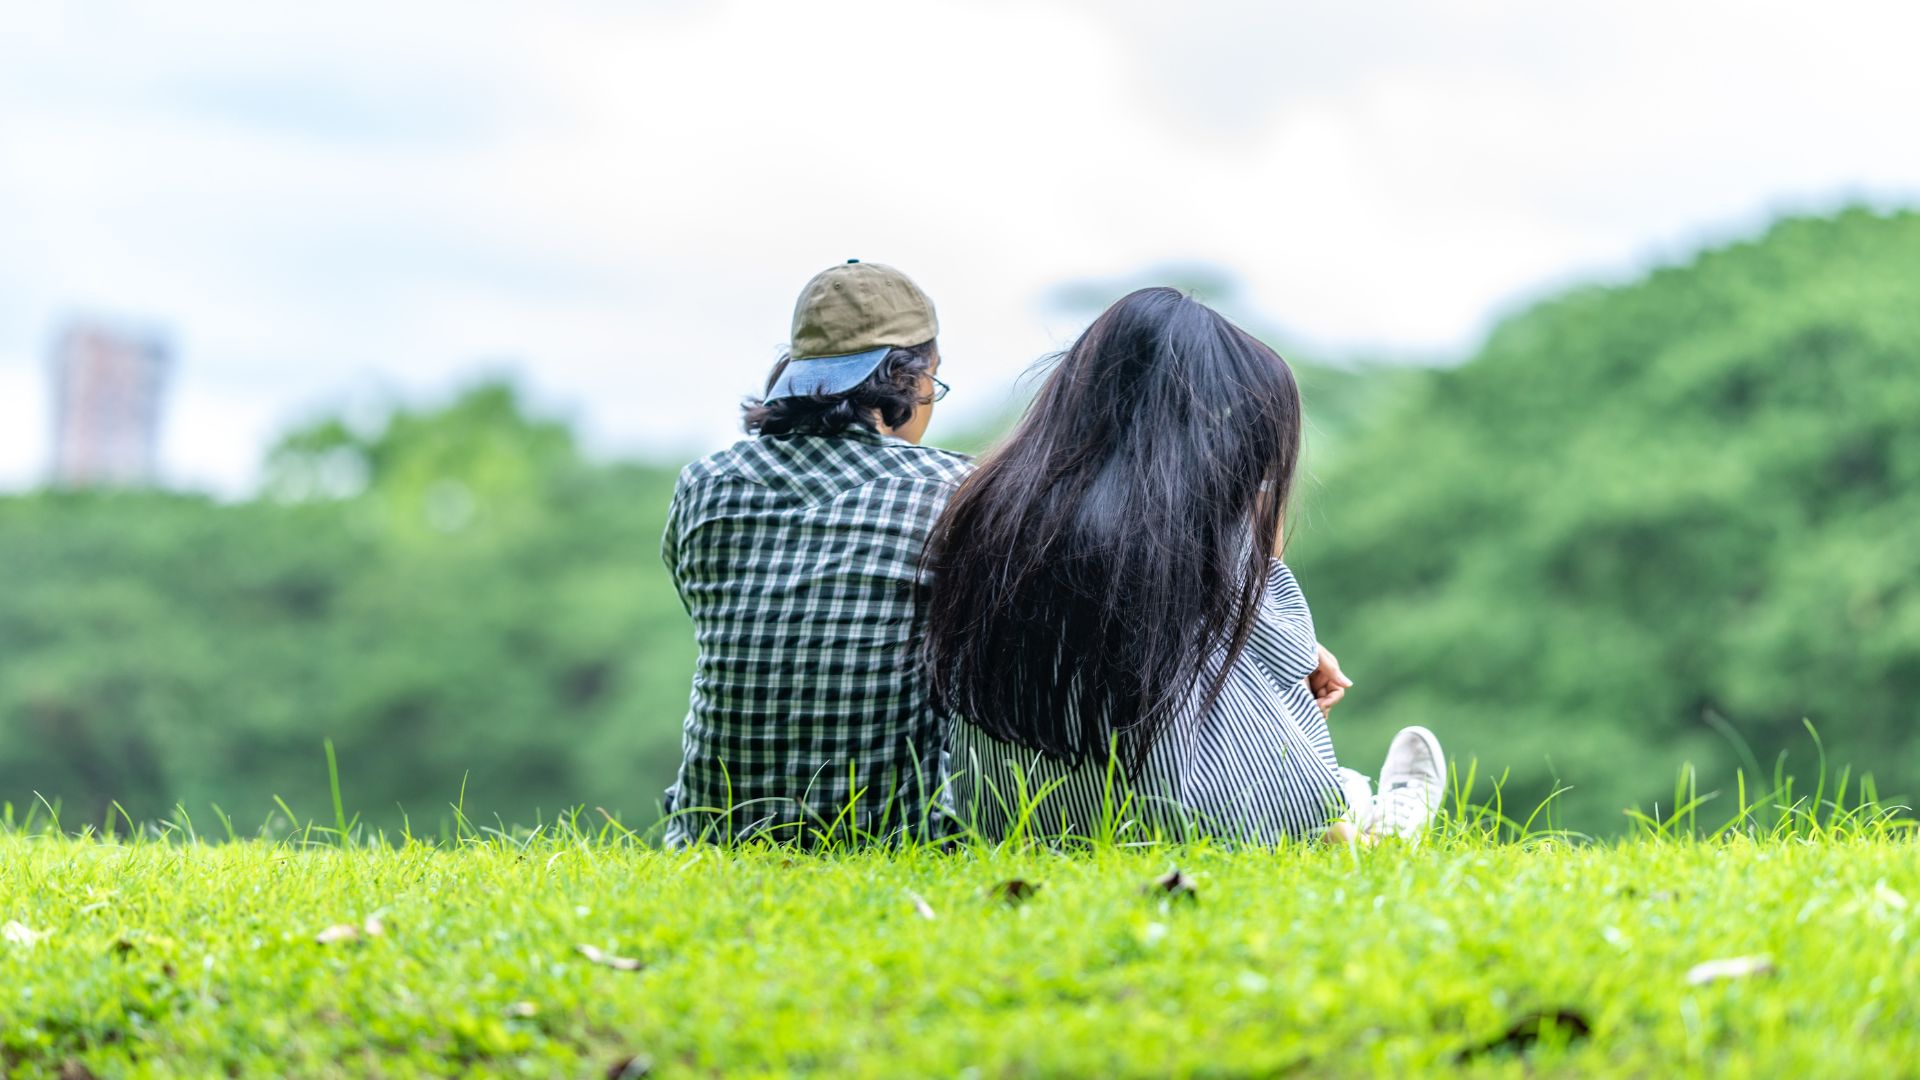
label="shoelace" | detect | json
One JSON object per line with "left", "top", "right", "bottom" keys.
{"left": 1369, "top": 779, "right": 1434, "bottom": 839}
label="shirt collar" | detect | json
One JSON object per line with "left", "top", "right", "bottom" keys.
{"left": 808, "top": 425, "right": 913, "bottom": 449}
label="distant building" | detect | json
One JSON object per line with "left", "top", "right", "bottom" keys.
{"left": 48, "top": 318, "right": 173, "bottom": 488}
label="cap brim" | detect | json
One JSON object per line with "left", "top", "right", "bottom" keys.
{"left": 764, "top": 346, "right": 893, "bottom": 400}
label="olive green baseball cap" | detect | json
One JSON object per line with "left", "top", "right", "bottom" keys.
{"left": 768, "top": 259, "right": 938, "bottom": 400}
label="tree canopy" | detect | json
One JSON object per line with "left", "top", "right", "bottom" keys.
{"left": 0, "top": 384, "right": 690, "bottom": 832}
{"left": 1287, "top": 207, "right": 1920, "bottom": 827}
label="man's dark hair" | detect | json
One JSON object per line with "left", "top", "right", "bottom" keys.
{"left": 743, "top": 341, "right": 938, "bottom": 437}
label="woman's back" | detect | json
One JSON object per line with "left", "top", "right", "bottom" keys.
{"left": 947, "top": 562, "right": 1344, "bottom": 843}
{"left": 923, "top": 287, "right": 1350, "bottom": 843}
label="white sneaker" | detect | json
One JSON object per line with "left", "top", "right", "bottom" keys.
{"left": 1369, "top": 726, "right": 1446, "bottom": 841}
{"left": 1335, "top": 767, "right": 1374, "bottom": 830}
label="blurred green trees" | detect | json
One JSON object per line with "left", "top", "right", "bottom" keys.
{"left": 2, "top": 207, "right": 1916, "bottom": 834}
{"left": 0, "top": 384, "right": 691, "bottom": 831}
{"left": 1287, "top": 207, "right": 1920, "bottom": 828}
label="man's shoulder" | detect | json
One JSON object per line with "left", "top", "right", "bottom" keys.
{"left": 873, "top": 439, "right": 973, "bottom": 485}
{"left": 678, "top": 434, "right": 970, "bottom": 495}
{"left": 675, "top": 438, "right": 759, "bottom": 488}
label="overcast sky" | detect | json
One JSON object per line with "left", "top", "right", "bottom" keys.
{"left": 3, "top": 0, "right": 1917, "bottom": 492}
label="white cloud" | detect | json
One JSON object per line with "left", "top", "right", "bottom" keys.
{"left": 1, "top": 0, "right": 1916, "bottom": 491}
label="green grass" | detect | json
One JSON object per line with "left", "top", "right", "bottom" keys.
{"left": 3, "top": 807, "right": 1918, "bottom": 1079}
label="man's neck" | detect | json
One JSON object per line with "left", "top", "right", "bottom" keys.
{"left": 876, "top": 416, "right": 922, "bottom": 445}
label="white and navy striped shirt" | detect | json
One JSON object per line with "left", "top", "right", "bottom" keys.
{"left": 948, "top": 561, "right": 1347, "bottom": 844}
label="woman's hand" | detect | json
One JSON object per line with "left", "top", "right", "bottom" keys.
{"left": 1307, "top": 644, "right": 1352, "bottom": 717}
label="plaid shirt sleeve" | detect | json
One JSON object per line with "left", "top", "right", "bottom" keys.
{"left": 659, "top": 471, "right": 691, "bottom": 615}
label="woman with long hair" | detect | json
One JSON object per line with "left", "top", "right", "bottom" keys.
{"left": 922, "top": 287, "right": 1445, "bottom": 844}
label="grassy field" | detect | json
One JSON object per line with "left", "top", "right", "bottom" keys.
{"left": 3, "top": 804, "right": 1917, "bottom": 1080}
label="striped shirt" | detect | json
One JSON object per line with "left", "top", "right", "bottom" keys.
{"left": 660, "top": 427, "right": 971, "bottom": 846}
{"left": 948, "top": 561, "right": 1348, "bottom": 844}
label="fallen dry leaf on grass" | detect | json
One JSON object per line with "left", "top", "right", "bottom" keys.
{"left": 986, "top": 879, "right": 1040, "bottom": 905}
{"left": 576, "top": 944, "right": 646, "bottom": 971}
{"left": 315, "top": 924, "right": 361, "bottom": 945}
{"left": 605, "top": 1053, "right": 653, "bottom": 1079}
{"left": 1685, "top": 955, "right": 1776, "bottom": 985}
{"left": 3, "top": 921, "right": 49, "bottom": 946}
{"left": 109, "top": 931, "right": 177, "bottom": 958}
{"left": 1143, "top": 869, "right": 1198, "bottom": 902}
{"left": 1455, "top": 1008, "right": 1592, "bottom": 1062}
{"left": 316, "top": 915, "right": 386, "bottom": 945}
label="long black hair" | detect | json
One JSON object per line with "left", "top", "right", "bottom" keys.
{"left": 921, "top": 287, "right": 1302, "bottom": 774}
{"left": 743, "top": 341, "right": 937, "bottom": 437}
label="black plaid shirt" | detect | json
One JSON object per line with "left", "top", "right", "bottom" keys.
{"left": 660, "top": 427, "right": 971, "bottom": 845}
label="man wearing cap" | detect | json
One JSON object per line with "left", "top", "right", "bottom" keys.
{"left": 659, "top": 260, "right": 968, "bottom": 846}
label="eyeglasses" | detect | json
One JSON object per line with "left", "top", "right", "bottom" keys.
{"left": 929, "top": 375, "right": 950, "bottom": 402}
